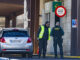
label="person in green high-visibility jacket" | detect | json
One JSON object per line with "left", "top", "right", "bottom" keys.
{"left": 37, "top": 21, "right": 51, "bottom": 58}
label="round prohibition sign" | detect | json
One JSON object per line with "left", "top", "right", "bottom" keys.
{"left": 55, "top": 6, "right": 66, "bottom": 17}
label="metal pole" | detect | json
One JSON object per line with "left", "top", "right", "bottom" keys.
{"left": 54, "top": 0, "right": 60, "bottom": 25}
{"left": 5, "top": 16, "right": 10, "bottom": 28}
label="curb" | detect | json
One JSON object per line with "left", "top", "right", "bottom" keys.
{"left": 46, "top": 55, "right": 80, "bottom": 58}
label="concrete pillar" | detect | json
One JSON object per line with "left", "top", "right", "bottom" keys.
{"left": 34, "top": 0, "right": 40, "bottom": 54}
{"left": 71, "top": 0, "right": 77, "bottom": 56}
{"left": 77, "top": 0, "right": 80, "bottom": 56}
{"left": 30, "top": 0, "right": 40, "bottom": 54}
{"left": 40, "top": 0, "right": 45, "bottom": 25}
{"left": 12, "top": 15, "right": 16, "bottom": 27}
{"left": 5, "top": 17, "right": 10, "bottom": 28}
{"left": 41, "top": 9, "right": 46, "bottom": 25}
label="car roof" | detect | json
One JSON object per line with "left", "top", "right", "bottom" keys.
{"left": 2, "top": 28, "right": 27, "bottom": 31}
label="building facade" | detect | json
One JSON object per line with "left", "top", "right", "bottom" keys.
{"left": 1, "top": 0, "right": 80, "bottom": 56}
{"left": 39, "top": 0, "right": 71, "bottom": 55}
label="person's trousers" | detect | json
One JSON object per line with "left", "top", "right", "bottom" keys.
{"left": 39, "top": 39, "right": 47, "bottom": 58}
{"left": 54, "top": 38, "right": 63, "bottom": 57}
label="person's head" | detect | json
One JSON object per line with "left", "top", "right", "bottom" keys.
{"left": 56, "top": 22, "right": 60, "bottom": 26}
{"left": 45, "top": 21, "right": 50, "bottom": 27}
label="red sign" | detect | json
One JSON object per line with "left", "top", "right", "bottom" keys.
{"left": 55, "top": 6, "right": 66, "bottom": 17}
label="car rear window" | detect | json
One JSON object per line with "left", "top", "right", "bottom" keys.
{"left": 2, "top": 30, "right": 29, "bottom": 37}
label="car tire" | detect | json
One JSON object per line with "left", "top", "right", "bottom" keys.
{"left": 28, "top": 53, "right": 33, "bottom": 58}
{"left": 22, "top": 53, "right": 26, "bottom": 58}
{"left": 0, "top": 53, "right": 2, "bottom": 57}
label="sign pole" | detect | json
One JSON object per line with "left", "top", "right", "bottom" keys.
{"left": 53, "top": 0, "right": 61, "bottom": 25}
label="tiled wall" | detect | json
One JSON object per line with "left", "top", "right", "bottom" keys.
{"left": 61, "top": 0, "right": 71, "bottom": 55}
{"left": 41, "top": 0, "right": 71, "bottom": 55}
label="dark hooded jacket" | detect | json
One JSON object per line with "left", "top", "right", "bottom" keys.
{"left": 51, "top": 26, "right": 64, "bottom": 38}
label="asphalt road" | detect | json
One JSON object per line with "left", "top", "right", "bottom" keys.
{"left": 0, "top": 54, "right": 80, "bottom": 60}
{"left": 1, "top": 57, "right": 80, "bottom": 60}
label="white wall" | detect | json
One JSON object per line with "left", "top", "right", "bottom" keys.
{"left": 47, "top": 11, "right": 55, "bottom": 54}
{"left": 61, "top": 0, "right": 71, "bottom": 55}
{"left": 40, "top": 0, "right": 71, "bottom": 56}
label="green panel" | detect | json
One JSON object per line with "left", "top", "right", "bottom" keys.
{"left": 52, "top": 2, "right": 62, "bottom": 12}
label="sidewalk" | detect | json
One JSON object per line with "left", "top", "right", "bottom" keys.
{"left": 46, "top": 54, "right": 80, "bottom": 59}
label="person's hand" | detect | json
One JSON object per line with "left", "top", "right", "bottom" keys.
{"left": 37, "top": 38, "right": 39, "bottom": 40}
{"left": 37, "top": 38, "right": 39, "bottom": 45}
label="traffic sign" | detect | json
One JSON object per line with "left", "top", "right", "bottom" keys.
{"left": 72, "top": 19, "right": 77, "bottom": 28}
{"left": 52, "top": 2, "right": 62, "bottom": 12}
{"left": 55, "top": 6, "right": 66, "bottom": 17}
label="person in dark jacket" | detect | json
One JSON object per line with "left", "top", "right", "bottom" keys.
{"left": 37, "top": 21, "right": 51, "bottom": 58}
{"left": 51, "top": 22, "right": 64, "bottom": 58}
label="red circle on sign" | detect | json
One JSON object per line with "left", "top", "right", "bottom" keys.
{"left": 55, "top": 6, "right": 66, "bottom": 17}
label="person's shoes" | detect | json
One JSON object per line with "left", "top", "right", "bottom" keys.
{"left": 38, "top": 56, "right": 41, "bottom": 59}
{"left": 43, "top": 56, "right": 46, "bottom": 58}
{"left": 54, "top": 56, "right": 58, "bottom": 58}
{"left": 60, "top": 56, "right": 64, "bottom": 59}
{"left": 39, "top": 57, "right": 40, "bottom": 59}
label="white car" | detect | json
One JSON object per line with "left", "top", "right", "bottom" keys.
{"left": 0, "top": 28, "right": 33, "bottom": 58}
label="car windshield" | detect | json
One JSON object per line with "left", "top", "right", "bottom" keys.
{"left": 2, "top": 30, "right": 29, "bottom": 37}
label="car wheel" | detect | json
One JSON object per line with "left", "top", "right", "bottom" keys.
{"left": 28, "top": 53, "right": 33, "bottom": 58}
{"left": 22, "top": 53, "right": 26, "bottom": 58}
{"left": 0, "top": 53, "right": 2, "bottom": 57}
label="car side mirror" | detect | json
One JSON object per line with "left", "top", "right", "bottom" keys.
{"left": 0, "top": 37, "right": 2, "bottom": 39}
{"left": 0, "top": 35, "right": 2, "bottom": 38}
